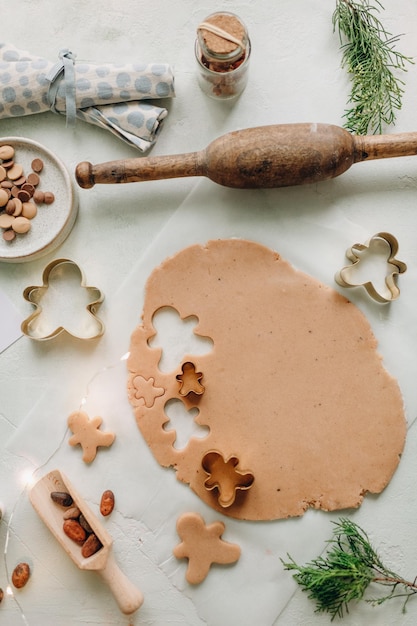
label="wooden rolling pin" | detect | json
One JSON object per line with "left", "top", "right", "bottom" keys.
{"left": 75, "top": 123, "right": 417, "bottom": 190}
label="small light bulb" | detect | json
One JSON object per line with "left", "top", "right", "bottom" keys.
{"left": 6, "top": 585, "right": 13, "bottom": 597}
{"left": 19, "top": 469, "right": 36, "bottom": 489}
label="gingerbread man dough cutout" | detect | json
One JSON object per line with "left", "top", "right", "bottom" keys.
{"left": 173, "top": 512, "right": 241, "bottom": 584}
{"left": 67, "top": 410, "right": 115, "bottom": 463}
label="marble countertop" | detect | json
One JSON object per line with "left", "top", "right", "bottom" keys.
{"left": 1, "top": 1, "right": 417, "bottom": 624}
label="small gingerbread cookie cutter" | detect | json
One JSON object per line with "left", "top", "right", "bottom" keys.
{"left": 176, "top": 361, "right": 205, "bottom": 397}
{"left": 335, "top": 232, "right": 407, "bottom": 303}
{"left": 21, "top": 258, "right": 105, "bottom": 340}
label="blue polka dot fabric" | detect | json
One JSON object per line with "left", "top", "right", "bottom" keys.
{"left": 0, "top": 43, "right": 175, "bottom": 152}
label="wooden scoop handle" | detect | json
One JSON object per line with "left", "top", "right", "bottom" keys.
{"left": 75, "top": 123, "right": 417, "bottom": 190}
{"left": 99, "top": 551, "right": 144, "bottom": 615}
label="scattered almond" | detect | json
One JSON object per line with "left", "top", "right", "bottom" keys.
{"left": 11, "top": 562, "right": 30, "bottom": 589}
{"left": 100, "top": 489, "right": 115, "bottom": 516}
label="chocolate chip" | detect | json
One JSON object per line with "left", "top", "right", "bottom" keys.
{"left": 31, "top": 158, "right": 44, "bottom": 173}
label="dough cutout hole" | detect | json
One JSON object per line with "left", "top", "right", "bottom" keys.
{"left": 163, "top": 399, "right": 210, "bottom": 450}
{"left": 148, "top": 306, "right": 213, "bottom": 372}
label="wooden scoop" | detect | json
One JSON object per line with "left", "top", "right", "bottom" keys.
{"left": 29, "top": 469, "right": 144, "bottom": 615}
{"left": 75, "top": 123, "right": 417, "bottom": 190}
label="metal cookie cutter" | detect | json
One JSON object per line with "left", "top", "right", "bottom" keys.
{"left": 202, "top": 450, "right": 254, "bottom": 508}
{"left": 176, "top": 361, "right": 205, "bottom": 397}
{"left": 335, "top": 232, "right": 407, "bottom": 303}
{"left": 22, "top": 258, "right": 104, "bottom": 340}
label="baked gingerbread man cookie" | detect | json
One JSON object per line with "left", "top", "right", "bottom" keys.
{"left": 173, "top": 512, "right": 241, "bottom": 584}
{"left": 67, "top": 410, "right": 115, "bottom": 463}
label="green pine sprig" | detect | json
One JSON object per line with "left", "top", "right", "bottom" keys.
{"left": 333, "top": 0, "right": 414, "bottom": 135}
{"left": 282, "top": 518, "right": 417, "bottom": 620}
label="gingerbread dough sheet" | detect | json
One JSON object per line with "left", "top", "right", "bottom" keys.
{"left": 127, "top": 239, "right": 406, "bottom": 521}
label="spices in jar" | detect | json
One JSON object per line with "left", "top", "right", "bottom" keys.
{"left": 195, "top": 12, "right": 251, "bottom": 100}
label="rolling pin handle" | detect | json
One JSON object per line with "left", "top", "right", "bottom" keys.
{"left": 75, "top": 161, "right": 95, "bottom": 189}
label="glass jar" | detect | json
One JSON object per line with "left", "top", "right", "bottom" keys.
{"left": 195, "top": 12, "right": 251, "bottom": 100}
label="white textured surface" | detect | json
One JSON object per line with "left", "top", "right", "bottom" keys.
{"left": 1, "top": 1, "right": 417, "bottom": 624}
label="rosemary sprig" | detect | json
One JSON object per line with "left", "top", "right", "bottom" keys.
{"left": 282, "top": 518, "right": 417, "bottom": 620}
{"left": 333, "top": 0, "right": 413, "bottom": 135}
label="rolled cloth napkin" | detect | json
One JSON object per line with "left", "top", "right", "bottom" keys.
{"left": 0, "top": 43, "right": 175, "bottom": 151}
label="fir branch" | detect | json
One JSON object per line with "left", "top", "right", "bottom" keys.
{"left": 333, "top": 0, "right": 413, "bottom": 135}
{"left": 282, "top": 518, "right": 417, "bottom": 620}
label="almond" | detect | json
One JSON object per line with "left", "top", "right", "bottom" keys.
{"left": 100, "top": 490, "right": 115, "bottom": 516}
{"left": 11, "top": 562, "right": 30, "bottom": 589}
{"left": 81, "top": 533, "right": 103, "bottom": 558}
{"left": 63, "top": 519, "right": 86, "bottom": 544}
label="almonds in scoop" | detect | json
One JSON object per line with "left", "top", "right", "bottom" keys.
{"left": 63, "top": 506, "right": 82, "bottom": 520}
{"left": 81, "top": 533, "right": 103, "bottom": 558}
{"left": 50, "top": 491, "right": 73, "bottom": 507}
{"left": 63, "top": 519, "right": 87, "bottom": 544}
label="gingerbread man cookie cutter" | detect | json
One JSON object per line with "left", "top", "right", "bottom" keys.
{"left": 176, "top": 361, "right": 205, "bottom": 397}
{"left": 21, "top": 258, "right": 104, "bottom": 340}
{"left": 202, "top": 450, "right": 255, "bottom": 508}
{"left": 335, "top": 232, "right": 407, "bottom": 303}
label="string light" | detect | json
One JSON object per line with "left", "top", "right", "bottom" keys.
{"left": 2, "top": 350, "right": 129, "bottom": 624}
{"left": 18, "top": 469, "right": 37, "bottom": 490}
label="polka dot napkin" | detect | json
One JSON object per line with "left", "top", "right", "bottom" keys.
{"left": 0, "top": 43, "right": 175, "bottom": 152}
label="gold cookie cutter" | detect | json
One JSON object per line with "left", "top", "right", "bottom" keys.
{"left": 176, "top": 361, "right": 205, "bottom": 397}
{"left": 202, "top": 450, "right": 255, "bottom": 508}
{"left": 335, "top": 232, "right": 407, "bottom": 304}
{"left": 22, "top": 258, "right": 105, "bottom": 340}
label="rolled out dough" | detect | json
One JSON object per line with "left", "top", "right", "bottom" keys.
{"left": 127, "top": 239, "right": 406, "bottom": 521}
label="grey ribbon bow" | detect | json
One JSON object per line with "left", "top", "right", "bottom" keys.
{"left": 47, "top": 48, "right": 77, "bottom": 127}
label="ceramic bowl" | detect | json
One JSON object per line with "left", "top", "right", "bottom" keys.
{"left": 0, "top": 137, "right": 78, "bottom": 263}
